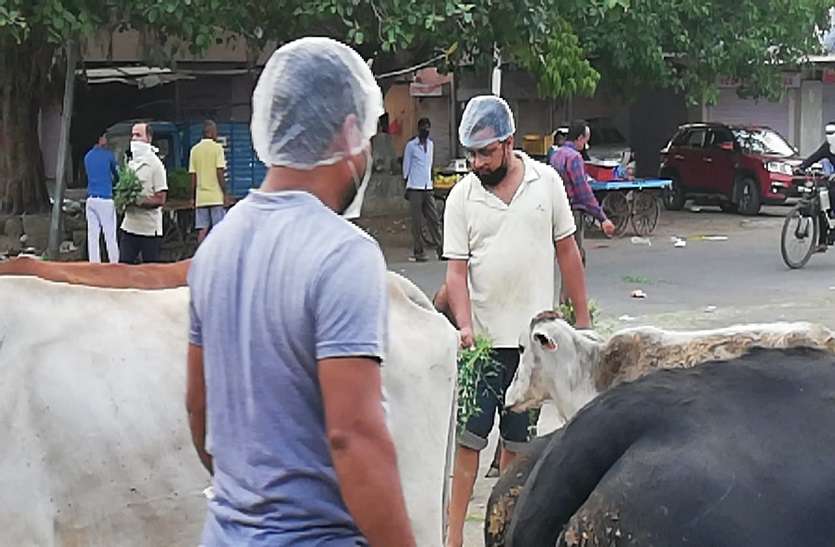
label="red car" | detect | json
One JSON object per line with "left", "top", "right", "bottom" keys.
{"left": 659, "top": 123, "right": 802, "bottom": 215}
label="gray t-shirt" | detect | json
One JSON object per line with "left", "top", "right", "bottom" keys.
{"left": 188, "top": 190, "right": 387, "bottom": 546}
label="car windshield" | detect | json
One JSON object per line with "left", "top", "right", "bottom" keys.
{"left": 731, "top": 128, "right": 795, "bottom": 157}
{"left": 589, "top": 125, "right": 625, "bottom": 146}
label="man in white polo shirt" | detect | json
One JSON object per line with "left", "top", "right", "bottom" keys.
{"left": 120, "top": 122, "right": 168, "bottom": 264}
{"left": 443, "top": 96, "right": 591, "bottom": 547}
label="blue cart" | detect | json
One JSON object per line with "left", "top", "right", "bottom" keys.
{"left": 588, "top": 178, "right": 672, "bottom": 236}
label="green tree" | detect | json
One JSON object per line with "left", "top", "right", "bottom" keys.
{"left": 0, "top": 0, "right": 219, "bottom": 214}
{"left": 0, "top": 0, "right": 831, "bottom": 213}
{"left": 562, "top": 0, "right": 832, "bottom": 103}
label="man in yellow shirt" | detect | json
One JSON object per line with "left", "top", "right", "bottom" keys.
{"left": 189, "top": 120, "right": 227, "bottom": 243}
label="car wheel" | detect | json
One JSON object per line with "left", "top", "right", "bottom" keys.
{"left": 735, "top": 177, "right": 761, "bottom": 216}
{"left": 662, "top": 174, "right": 686, "bottom": 211}
{"left": 719, "top": 202, "right": 738, "bottom": 214}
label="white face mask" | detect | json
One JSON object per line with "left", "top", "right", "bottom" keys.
{"left": 130, "top": 140, "right": 152, "bottom": 160}
{"left": 342, "top": 148, "right": 373, "bottom": 220}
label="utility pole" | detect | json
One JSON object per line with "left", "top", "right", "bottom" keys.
{"left": 47, "top": 40, "right": 78, "bottom": 260}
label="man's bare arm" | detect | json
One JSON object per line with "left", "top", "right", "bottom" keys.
{"left": 319, "top": 357, "right": 416, "bottom": 547}
{"left": 140, "top": 190, "right": 167, "bottom": 208}
{"left": 445, "top": 259, "right": 474, "bottom": 346}
{"left": 216, "top": 167, "right": 226, "bottom": 195}
{"left": 186, "top": 343, "right": 213, "bottom": 474}
{"left": 555, "top": 236, "right": 591, "bottom": 328}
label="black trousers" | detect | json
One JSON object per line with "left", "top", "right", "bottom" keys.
{"left": 119, "top": 230, "right": 162, "bottom": 264}
{"left": 406, "top": 189, "right": 442, "bottom": 257}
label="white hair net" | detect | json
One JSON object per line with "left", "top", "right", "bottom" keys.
{"left": 458, "top": 95, "right": 516, "bottom": 149}
{"left": 251, "top": 37, "right": 384, "bottom": 169}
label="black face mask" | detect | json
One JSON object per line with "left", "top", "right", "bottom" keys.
{"left": 419, "top": 128, "right": 430, "bottom": 141}
{"left": 477, "top": 149, "right": 508, "bottom": 187}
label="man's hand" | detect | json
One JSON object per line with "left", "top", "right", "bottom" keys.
{"left": 459, "top": 326, "right": 475, "bottom": 348}
{"left": 601, "top": 219, "right": 616, "bottom": 237}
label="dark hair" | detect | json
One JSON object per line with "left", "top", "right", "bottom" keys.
{"left": 567, "top": 120, "right": 588, "bottom": 141}
{"left": 470, "top": 110, "right": 507, "bottom": 142}
{"left": 144, "top": 123, "right": 154, "bottom": 141}
{"left": 553, "top": 127, "right": 568, "bottom": 140}
{"left": 418, "top": 117, "right": 431, "bottom": 129}
{"left": 267, "top": 50, "right": 358, "bottom": 166}
{"left": 203, "top": 119, "right": 217, "bottom": 137}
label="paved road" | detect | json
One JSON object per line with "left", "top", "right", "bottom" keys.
{"left": 377, "top": 205, "right": 835, "bottom": 546}
{"left": 386, "top": 206, "right": 835, "bottom": 331}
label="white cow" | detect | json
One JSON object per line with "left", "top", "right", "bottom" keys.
{"left": 0, "top": 265, "right": 457, "bottom": 547}
{"left": 506, "top": 311, "right": 835, "bottom": 422}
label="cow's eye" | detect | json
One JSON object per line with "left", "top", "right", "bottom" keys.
{"left": 518, "top": 344, "right": 525, "bottom": 354}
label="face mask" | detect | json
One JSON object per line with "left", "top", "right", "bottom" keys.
{"left": 419, "top": 128, "right": 430, "bottom": 141}
{"left": 477, "top": 146, "right": 509, "bottom": 187}
{"left": 342, "top": 148, "right": 373, "bottom": 220}
{"left": 130, "top": 140, "right": 151, "bottom": 160}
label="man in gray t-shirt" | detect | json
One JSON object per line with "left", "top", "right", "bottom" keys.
{"left": 186, "top": 38, "right": 415, "bottom": 547}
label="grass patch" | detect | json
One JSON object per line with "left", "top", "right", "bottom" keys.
{"left": 621, "top": 275, "right": 653, "bottom": 284}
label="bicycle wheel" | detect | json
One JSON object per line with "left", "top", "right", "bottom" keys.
{"left": 780, "top": 207, "right": 817, "bottom": 269}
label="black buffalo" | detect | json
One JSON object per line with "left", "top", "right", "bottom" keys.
{"left": 495, "top": 348, "right": 835, "bottom": 546}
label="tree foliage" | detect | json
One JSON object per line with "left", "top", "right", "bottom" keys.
{"left": 0, "top": 0, "right": 832, "bottom": 212}
{"left": 563, "top": 0, "right": 832, "bottom": 103}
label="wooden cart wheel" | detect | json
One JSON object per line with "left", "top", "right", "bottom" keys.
{"left": 630, "top": 191, "right": 661, "bottom": 236}
{"left": 601, "top": 191, "right": 630, "bottom": 236}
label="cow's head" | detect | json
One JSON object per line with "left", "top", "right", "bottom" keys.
{"left": 505, "top": 311, "right": 604, "bottom": 421}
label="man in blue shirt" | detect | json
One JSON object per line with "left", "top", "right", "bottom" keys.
{"left": 83, "top": 133, "right": 119, "bottom": 263}
{"left": 403, "top": 117, "right": 442, "bottom": 261}
{"left": 186, "top": 37, "right": 415, "bottom": 547}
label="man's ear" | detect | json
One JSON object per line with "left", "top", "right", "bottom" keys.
{"left": 532, "top": 329, "right": 558, "bottom": 352}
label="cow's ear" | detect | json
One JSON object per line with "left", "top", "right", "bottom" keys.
{"left": 533, "top": 331, "right": 558, "bottom": 352}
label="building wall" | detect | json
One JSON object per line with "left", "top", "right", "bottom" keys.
{"left": 83, "top": 29, "right": 274, "bottom": 65}
{"left": 802, "top": 80, "right": 824, "bottom": 156}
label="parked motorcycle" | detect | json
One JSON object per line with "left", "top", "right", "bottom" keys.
{"left": 780, "top": 170, "right": 835, "bottom": 269}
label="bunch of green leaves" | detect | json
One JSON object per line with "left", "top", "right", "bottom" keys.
{"left": 167, "top": 168, "right": 191, "bottom": 200}
{"left": 114, "top": 165, "right": 143, "bottom": 214}
{"left": 559, "top": 299, "right": 600, "bottom": 328}
{"left": 456, "top": 334, "right": 501, "bottom": 430}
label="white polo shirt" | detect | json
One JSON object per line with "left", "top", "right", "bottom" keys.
{"left": 443, "top": 151, "right": 576, "bottom": 348}
{"left": 122, "top": 152, "right": 168, "bottom": 237}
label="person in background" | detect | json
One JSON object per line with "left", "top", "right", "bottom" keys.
{"left": 186, "top": 37, "right": 416, "bottom": 547}
{"left": 550, "top": 120, "right": 616, "bottom": 302}
{"left": 443, "top": 96, "right": 591, "bottom": 547}
{"left": 546, "top": 127, "right": 568, "bottom": 164}
{"left": 189, "top": 120, "right": 227, "bottom": 244}
{"left": 120, "top": 122, "right": 167, "bottom": 264}
{"left": 403, "top": 117, "right": 443, "bottom": 261}
{"left": 83, "top": 132, "right": 119, "bottom": 263}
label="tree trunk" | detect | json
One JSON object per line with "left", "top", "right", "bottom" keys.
{"left": 0, "top": 36, "right": 54, "bottom": 214}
